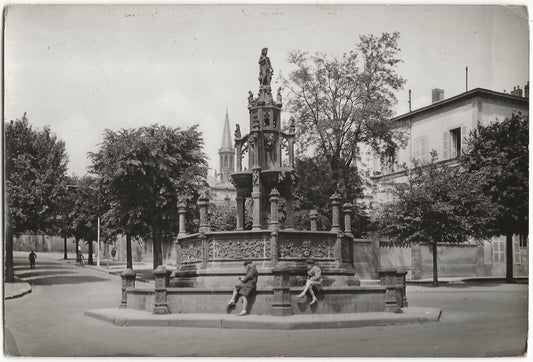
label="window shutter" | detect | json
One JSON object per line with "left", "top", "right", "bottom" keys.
{"left": 513, "top": 234, "right": 521, "bottom": 264}
{"left": 443, "top": 131, "right": 449, "bottom": 159}
{"left": 461, "top": 126, "right": 467, "bottom": 154}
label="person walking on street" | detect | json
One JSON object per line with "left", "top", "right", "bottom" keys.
{"left": 227, "top": 259, "right": 258, "bottom": 316}
{"left": 29, "top": 250, "right": 37, "bottom": 269}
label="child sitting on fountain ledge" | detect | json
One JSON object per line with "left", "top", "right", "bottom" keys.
{"left": 228, "top": 259, "right": 258, "bottom": 316}
{"left": 297, "top": 259, "right": 322, "bottom": 305}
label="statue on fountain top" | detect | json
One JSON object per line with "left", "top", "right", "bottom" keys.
{"left": 258, "top": 48, "right": 273, "bottom": 88}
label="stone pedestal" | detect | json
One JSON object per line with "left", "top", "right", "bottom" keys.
{"left": 379, "top": 269, "right": 408, "bottom": 312}
{"left": 120, "top": 269, "right": 136, "bottom": 308}
{"left": 329, "top": 192, "right": 342, "bottom": 233}
{"left": 153, "top": 265, "right": 171, "bottom": 314}
{"left": 272, "top": 267, "right": 292, "bottom": 316}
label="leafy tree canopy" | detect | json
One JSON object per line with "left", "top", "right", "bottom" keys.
{"left": 283, "top": 32, "right": 406, "bottom": 202}
{"left": 375, "top": 151, "right": 494, "bottom": 247}
{"left": 89, "top": 124, "right": 208, "bottom": 267}
{"left": 460, "top": 111, "right": 528, "bottom": 237}
{"left": 5, "top": 113, "right": 69, "bottom": 235}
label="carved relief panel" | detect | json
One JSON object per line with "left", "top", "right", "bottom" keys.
{"left": 278, "top": 237, "right": 335, "bottom": 259}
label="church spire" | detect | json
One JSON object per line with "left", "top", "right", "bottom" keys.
{"left": 220, "top": 107, "right": 232, "bottom": 149}
{"left": 218, "top": 107, "right": 235, "bottom": 183}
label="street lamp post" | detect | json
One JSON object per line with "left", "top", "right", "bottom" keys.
{"left": 97, "top": 217, "right": 100, "bottom": 267}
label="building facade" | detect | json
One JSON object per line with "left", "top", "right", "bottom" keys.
{"left": 372, "top": 86, "right": 529, "bottom": 279}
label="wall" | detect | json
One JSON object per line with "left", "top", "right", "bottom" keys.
{"left": 378, "top": 239, "right": 528, "bottom": 280}
{"left": 12, "top": 234, "right": 93, "bottom": 254}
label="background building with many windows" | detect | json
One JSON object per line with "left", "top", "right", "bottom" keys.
{"left": 371, "top": 85, "right": 529, "bottom": 279}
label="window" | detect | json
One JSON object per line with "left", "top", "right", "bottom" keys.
{"left": 519, "top": 234, "right": 528, "bottom": 248}
{"left": 443, "top": 127, "right": 468, "bottom": 159}
{"left": 492, "top": 237, "right": 505, "bottom": 263}
{"left": 513, "top": 235, "right": 521, "bottom": 264}
{"left": 450, "top": 128, "right": 461, "bottom": 158}
{"left": 413, "top": 136, "right": 428, "bottom": 163}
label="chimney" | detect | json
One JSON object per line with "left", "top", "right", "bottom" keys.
{"left": 432, "top": 88, "right": 444, "bottom": 103}
{"left": 510, "top": 86, "right": 522, "bottom": 97}
{"left": 525, "top": 81, "right": 529, "bottom": 98}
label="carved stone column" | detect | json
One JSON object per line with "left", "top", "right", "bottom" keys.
{"left": 269, "top": 188, "right": 280, "bottom": 231}
{"left": 252, "top": 167, "right": 261, "bottom": 231}
{"left": 120, "top": 269, "right": 136, "bottom": 309}
{"left": 343, "top": 202, "right": 354, "bottom": 237}
{"left": 236, "top": 195, "right": 245, "bottom": 231}
{"left": 329, "top": 192, "right": 342, "bottom": 233}
{"left": 177, "top": 202, "right": 187, "bottom": 237}
{"left": 309, "top": 210, "right": 318, "bottom": 231}
{"left": 197, "top": 193, "right": 210, "bottom": 233}
{"left": 153, "top": 265, "right": 171, "bottom": 314}
{"left": 270, "top": 231, "right": 279, "bottom": 266}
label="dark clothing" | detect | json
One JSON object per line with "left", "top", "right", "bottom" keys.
{"left": 235, "top": 264, "right": 258, "bottom": 297}
{"left": 29, "top": 252, "right": 37, "bottom": 269}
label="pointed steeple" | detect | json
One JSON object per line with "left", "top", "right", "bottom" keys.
{"left": 218, "top": 107, "right": 235, "bottom": 183}
{"left": 220, "top": 107, "right": 232, "bottom": 149}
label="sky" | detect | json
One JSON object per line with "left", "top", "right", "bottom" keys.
{"left": 4, "top": 4, "right": 529, "bottom": 177}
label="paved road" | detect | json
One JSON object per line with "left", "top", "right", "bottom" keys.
{"left": 4, "top": 253, "right": 528, "bottom": 357}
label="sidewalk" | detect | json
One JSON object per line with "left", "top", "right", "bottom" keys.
{"left": 85, "top": 306, "right": 442, "bottom": 330}
{"left": 5, "top": 279, "right": 32, "bottom": 300}
{"left": 406, "top": 275, "right": 529, "bottom": 285}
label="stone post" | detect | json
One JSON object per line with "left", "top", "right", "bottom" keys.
{"left": 269, "top": 188, "right": 280, "bottom": 231}
{"left": 197, "top": 193, "right": 210, "bottom": 233}
{"left": 177, "top": 202, "right": 187, "bottom": 237}
{"left": 343, "top": 203, "right": 354, "bottom": 237}
{"left": 329, "top": 192, "right": 342, "bottom": 233}
{"left": 120, "top": 269, "right": 136, "bottom": 309}
{"left": 309, "top": 210, "right": 318, "bottom": 231}
{"left": 200, "top": 233, "right": 208, "bottom": 268}
{"left": 379, "top": 269, "right": 408, "bottom": 312}
{"left": 270, "top": 231, "right": 279, "bottom": 267}
{"left": 252, "top": 167, "right": 261, "bottom": 231}
{"left": 285, "top": 196, "right": 295, "bottom": 229}
{"left": 271, "top": 267, "right": 292, "bottom": 316}
{"left": 153, "top": 265, "right": 171, "bottom": 314}
{"left": 236, "top": 195, "right": 245, "bottom": 231}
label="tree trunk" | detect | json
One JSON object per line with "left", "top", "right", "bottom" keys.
{"left": 432, "top": 240, "right": 439, "bottom": 287}
{"left": 63, "top": 234, "right": 67, "bottom": 259}
{"left": 87, "top": 240, "right": 94, "bottom": 265}
{"left": 75, "top": 237, "right": 79, "bottom": 254}
{"left": 5, "top": 223, "right": 15, "bottom": 283}
{"left": 152, "top": 227, "right": 163, "bottom": 269}
{"left": 126, "top": 233, "right": 133, "bottom": 269}
{"left": 505, "top": 233, "right": 515, "bottom": 283}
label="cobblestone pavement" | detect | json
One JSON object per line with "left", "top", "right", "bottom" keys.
{"left": 3, "top": 253, "right": 528, "bottom": 357}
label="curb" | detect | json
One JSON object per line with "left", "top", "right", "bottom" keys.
{"left": 406, "top": 276, "right": 528, "bottom": 286}
{"left": 85, "top": 307, "right": 442, "bottom": 330}
{"left": 5, "top": 282, "right": 32, "bottom": 300}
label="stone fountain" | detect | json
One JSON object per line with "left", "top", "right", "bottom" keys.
{"left": 120, "top": 48, "right": 408, "bottom": 316}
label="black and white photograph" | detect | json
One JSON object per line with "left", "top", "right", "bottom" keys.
{"left": 3, "top": 3, "right": 529, "bottom": 357}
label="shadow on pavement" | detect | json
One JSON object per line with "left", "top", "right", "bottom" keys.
{"left": 29, "top": 275, "right": 109, "bottom": 286}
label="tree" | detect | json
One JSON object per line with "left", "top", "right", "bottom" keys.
{"left": 283, "top": 32, "right": 406, "bottom": 204}
{"left": 4, "top": 114, "right": 68, "bottom": 282}
{"left": 68, "top": 176, "right": 100, "bottom": 265}
{"left": 374, "top": 152, "right": 493, "bottom": 286}
{"left": 90, "top": 124, "right": 208, "bottom": 269}
{"left": 460, "top": 111, "right": 528, "bottom": 283}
